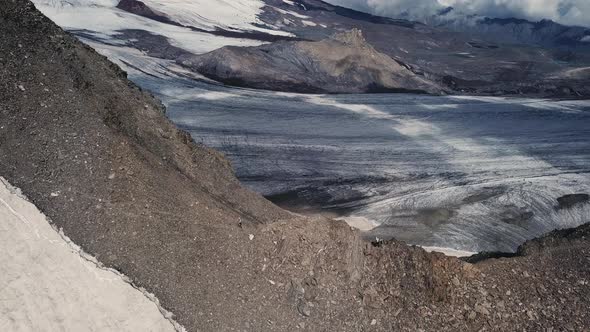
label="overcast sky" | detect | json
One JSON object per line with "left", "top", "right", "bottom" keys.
{"left": 325, "top": 0, "right": 590, "bottom": 27}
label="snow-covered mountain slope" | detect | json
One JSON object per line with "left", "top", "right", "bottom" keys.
{"left": 31, "top": 0, "right": 291, "bottom": 56}
{"left": 128, "top": 0, "right": 274, "bottom": 32}
{"left": 35, "top": 0, "right": 291, "bottom": 35}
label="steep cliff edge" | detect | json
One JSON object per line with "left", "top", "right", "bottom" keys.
{"left": 1, "top": 1, "right": 589, "bottom": 331}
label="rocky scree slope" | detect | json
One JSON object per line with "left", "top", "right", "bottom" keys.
{"left": 1, "top": 1, "right": 590, "bottom": 331}
{"left": 178, "top": 29, "right": 444, "bottom": 94}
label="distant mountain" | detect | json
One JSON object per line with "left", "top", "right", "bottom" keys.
{"left": 425, "top": 6, "right": 590, "bottom": 50}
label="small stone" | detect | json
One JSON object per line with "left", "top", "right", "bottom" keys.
{"left": 505, "top": 290, "right": 511, "bottom": 296}
{"left": 527, "top": 310, "right": 535, "bottom": 320}
{"left": 452, "top": 277, "right": 461, "bottom": 287}
{"left": 269, "top": 280, "right": 276, "bottom": 285}
{"left": 108, "top": 173, "right": 116, "bottom": 179}
{"left": 301, "top": 256, "right": 311, "bottom": 267}
{"left": 523, "top": 271, "right": 530, "bottom": 278}
{"left": 50, "top": 192, "right": 59, "bottom": 197}
{"left": 474, "top": 303, "right": 490, "bottom": 316}
{"left": 370, "top": 319, "right": 377, "bottom": 326}
{"left": 18, "top": 84, "right": 25, "bottom": 91}
{"left": 249, "top": 234, "right": 254, "bottom": 241}
{"left": 297, "top": 300, "right": 311, "bottom": 317}
{"left": 467, "top": 311, "right": 477, "bottom": 320}
{"left": 298, "top": 322, "right": 306, "bottom": 329}
{"left": 288, "top": 279, "right": 305, "bottom": 302}
{"left": 362, "top": 287, "right": 383, "bottom": 309}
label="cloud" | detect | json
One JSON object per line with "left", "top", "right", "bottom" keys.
{"left": 324, "top": 0, "right": 590, "bottom": 27}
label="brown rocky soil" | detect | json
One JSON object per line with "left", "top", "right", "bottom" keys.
{"left": 1, "top": 1, "right": 589, "bottom": 331}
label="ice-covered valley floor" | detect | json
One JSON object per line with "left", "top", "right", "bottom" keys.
{"left": 0, "top": 178, "right": 180, "bottom": 332}
{"left": 31, "top": 0, "right": 590, "bottom": 253}
{"left": 154, "top": 76, "right": 590, "bottom": 253}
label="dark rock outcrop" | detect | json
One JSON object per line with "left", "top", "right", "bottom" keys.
{"left": 557, "top": 193, "right": 590, "bottom": 210}
{"left": 464, "top": 221, "right": 590, "bottom": 263}
{"left": 518, "top": 222, "right": 590, "bottom": 256}
{"left": 117, "top": 0, "right": 175, "bottom": 25}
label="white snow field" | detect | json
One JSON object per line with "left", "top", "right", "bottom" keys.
{"left": 33, "top": 0, "right": 290, "bottom": 34}
{"left": 137, "top": 0, "right": 292, "bottom": 34}
{"left": 0, "top": 178, "right": 181, "bottom": 332}
{"left": 32, "top": 0, "right": 284, "bottom": 55}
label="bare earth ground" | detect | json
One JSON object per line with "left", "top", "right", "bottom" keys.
{"left": 0, "top": 1, "right": 589, "bottom": 331}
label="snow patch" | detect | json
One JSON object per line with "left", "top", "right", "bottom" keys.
{"left": 273, "top": 7, "right": 311, "bottom": 19}
{"left": 0, "top": 177, "right": 184, "bottom": 332}
{"left": 33, "top": 0, "right": 267, "bottom": 55}
{"left": 420, "top": 246, "right": 476, "bottom": 257}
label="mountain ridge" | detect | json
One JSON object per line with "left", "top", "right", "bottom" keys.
{"left": 179, "top": 29, "right": 445, "bottom": 94}
{"left": 428, "top": 8, "right": 590, "bottom": 50}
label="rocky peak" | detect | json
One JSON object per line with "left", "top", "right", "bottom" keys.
{"left": 330, "top": 28, "right": 367, "bottom": 46}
